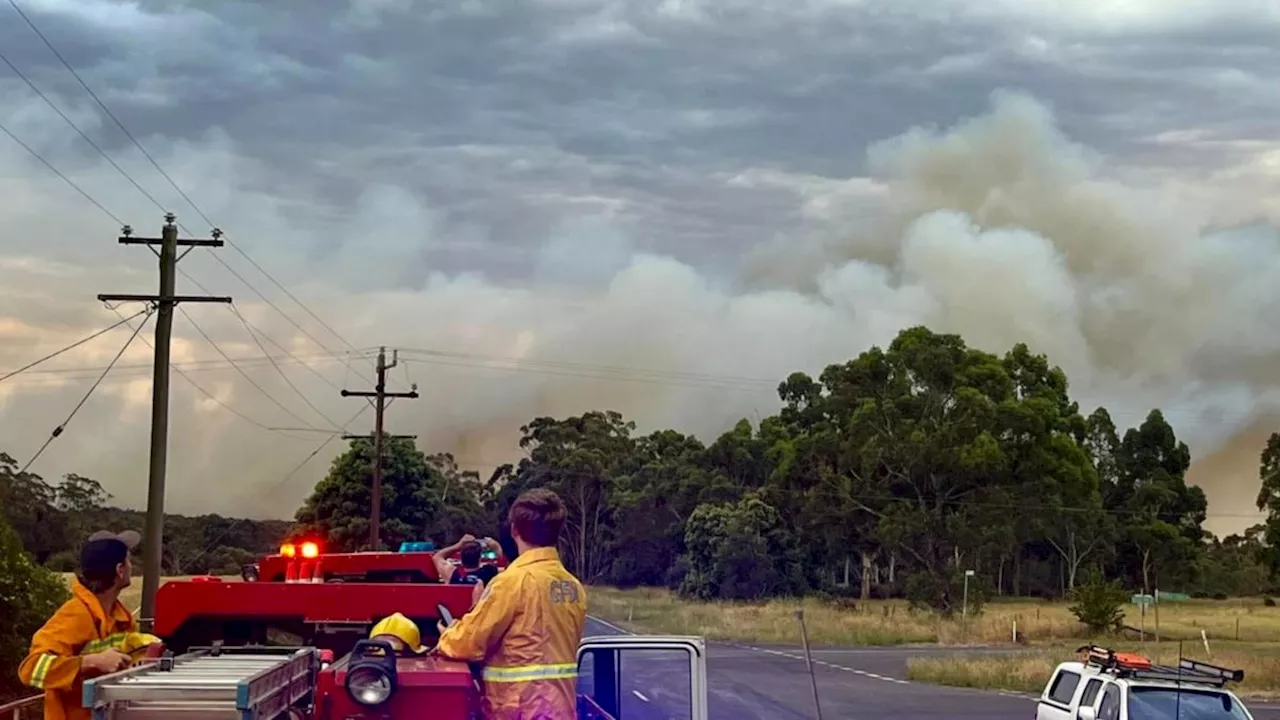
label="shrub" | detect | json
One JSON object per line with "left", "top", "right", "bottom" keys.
{"left": 1068, "top": 570, "right": 1128, "bottom": 634}
{"left": 0, "top": 517, "right": 71, "bottom": 701}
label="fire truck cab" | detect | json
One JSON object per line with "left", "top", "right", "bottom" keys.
{"left": 92, "top": 541, "right": 710, "bottom": 719}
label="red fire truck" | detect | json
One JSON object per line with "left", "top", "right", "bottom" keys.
{"left": 15, "top": 540, "right": 710, "bottom": 719}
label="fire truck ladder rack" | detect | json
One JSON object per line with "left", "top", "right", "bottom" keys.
{"left": 81, "top": 645, "right": 320, "bottom": 719}
{"left": 1076, "top": 644, "right": 1245, "bottom": 688}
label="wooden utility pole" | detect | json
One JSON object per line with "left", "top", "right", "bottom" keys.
{"left": 341, "top": 346, "right": 418, "bottom": 550}
{"left": 99, "top": 213, "right": 231, "bottom": 631}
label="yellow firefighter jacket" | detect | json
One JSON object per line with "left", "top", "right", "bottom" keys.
{"left": 18, "top": 579, "right": 141, "bottom": 720}
{"left": 435, "top": 546, "right": 587, "bottom": 720}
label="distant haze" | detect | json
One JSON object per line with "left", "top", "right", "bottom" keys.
{"left": 2, "top": 92, "right": 1277, "bottom": 539}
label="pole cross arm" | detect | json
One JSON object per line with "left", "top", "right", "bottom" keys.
{"left": 98, "top": 293, "right": 232, "bottom": 304}
{"left": 342, "top": 434, "right": 418, "bottom": 440}
{"left": 341, "top": 390, "right": 419, "bottom": 398}
{"left": 118, "top": 237, "right": 225, "bottom": 247}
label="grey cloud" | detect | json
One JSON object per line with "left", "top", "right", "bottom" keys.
{"left": 3, "top": 0, "right": 1280, "bottom": 537}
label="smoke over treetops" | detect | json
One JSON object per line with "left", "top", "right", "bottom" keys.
{"left": 1, "top": 90, "right": 1276, "bottom": 538}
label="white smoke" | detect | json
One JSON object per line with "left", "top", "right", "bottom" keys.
{"left": 2, "top": 90, "right": 1278, "bottom": 538}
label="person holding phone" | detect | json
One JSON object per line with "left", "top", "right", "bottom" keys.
{"left": 433, "top": 535, "right": 502, "bottom": 588}
{"left": 433, "top": 489, "right": 586, "bottom": 720}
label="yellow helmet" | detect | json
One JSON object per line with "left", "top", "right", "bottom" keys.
{"left": 120, "top": 632, "right": 162, "bottom": 658}
{"left": 368, "top": 612, "right": 426, "bottom": 654}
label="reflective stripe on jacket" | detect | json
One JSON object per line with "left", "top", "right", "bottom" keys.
{"left": 435, "top": 546, "right": 587, "bottom": 720}
{"left": 17, "top": 578, "right": 136, "bottom": 720}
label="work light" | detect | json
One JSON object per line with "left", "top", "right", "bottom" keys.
{"left": 344, "top": 639, "right": 398, "bottom": 707}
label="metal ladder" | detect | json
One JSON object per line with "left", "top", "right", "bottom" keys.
{"left": 81, "top": 646, "right": 319, "bottom": 719}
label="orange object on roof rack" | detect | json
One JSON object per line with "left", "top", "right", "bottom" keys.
{"left": 1076, "top": 644, "right": 1151, "bottom": 670}
{"left": 1113, "top": 651, "right": 1151, "bottom": 669}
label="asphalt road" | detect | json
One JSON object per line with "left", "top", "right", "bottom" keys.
{"left": 583, "top": 617, "right": 1280, "bottom": 719}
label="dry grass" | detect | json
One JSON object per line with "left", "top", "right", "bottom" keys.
{"left": 906, "top": 644, "right": 1280, "bottom": 699}
{"left": 587, "top": 587, "right": 1280, "bottom": 647}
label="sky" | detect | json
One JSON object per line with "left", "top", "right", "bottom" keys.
{"left": 1, "top": 0, "right": 1279, "bottom": 538}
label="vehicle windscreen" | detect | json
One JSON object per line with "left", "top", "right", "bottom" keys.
{"left": 1128, "top": 688, "right": 1250, "bottom": 719}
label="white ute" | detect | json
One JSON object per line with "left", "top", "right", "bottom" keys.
{"left": 1036, "top": 644, "right": 1253, "bottom": 720}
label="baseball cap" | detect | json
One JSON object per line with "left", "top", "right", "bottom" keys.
{"left": 80, "top": 530, "right": 141, "bottom": 577}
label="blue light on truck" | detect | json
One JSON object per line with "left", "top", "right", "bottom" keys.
{"left": 398, "top": 541, "right": 435, "bottom": 553}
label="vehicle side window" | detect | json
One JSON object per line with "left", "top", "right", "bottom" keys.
{"left": 1048, "top": 670, "right": 1081, "bottom": 705}
{"left": 577, "top": 639, "right": 707, "bottom": 720}
{"left": 1098, "top": 685, "right": 1121, "bottom": 720}
{"left": 1078, "top": 678, "right": 1103, "bottom": 712}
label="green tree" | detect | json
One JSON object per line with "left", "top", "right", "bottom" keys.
{"left": 514, "top": 411, "right": 636, "bottom": 580}
{"left": 0, "top": 516, "right": 69, "bottom": 701}
{"left": 0, "top": 454, "right": 67, "bottom": 563}
{"left": 999, "top": 345, "right": 1101, "bottom": 592}
{"left": 609, "top": 430, "right": 726, "bottom": 588}
{"left": 831, "top": 328, "right": 1015, "bottom": 614}
{"left": 1113, "top": 410, "right": 1205, "bottom": 592}
{"left": 1068, "top": 569, "right": 1128, "bottom": 634}
{"left": 1195, "top": 527, "right": 1269, "bottom": 598}
{"left": 678, "top": 492, "right": 803, "bottom": 600}
{"left": 1255, "top": 432, "right": 1280, "bottom": 575}
{"left": 294, "top": 436, "right": 454, "bottom": 552}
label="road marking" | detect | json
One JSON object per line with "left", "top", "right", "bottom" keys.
{"left": 730, "top": 642, "right": 916, "bottom": 688}
{"left": 632, "top": 690, "right": 650, "bottom": 702}
{"left": 587, "top": 615, "right": 635, "bottom": 636}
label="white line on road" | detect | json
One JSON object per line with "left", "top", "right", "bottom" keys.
{"left": 632, "top": 690, "right": 651, "bottom": 702}
{"left": 587, "top": 615, "right": 635, "bottom": 636}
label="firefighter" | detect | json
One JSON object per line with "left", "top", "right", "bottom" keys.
{"left": 433, "top": 489, "right": 586, "bottom": 720}
{"left": 19, "top": 530, "right": 156, "bottom": 720}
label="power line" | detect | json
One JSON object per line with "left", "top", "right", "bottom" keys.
{"left": 105, "top": 306, "right": 341, "bottom": 438}
{"left": 178, "top": 306, "right": 327, "bottom": 432}
{"left": 229, "top": 303, "right": 343, "bottom": 431}
{"left": 6, "top": 0, "right": 371, "bottom": 371}
{"left": 0, "top": 44, "right": 168, "bottom": 212}
{"left": 10, "top": 352, "right": 348, "bottom": 379}
{"left": 1, "top": 30, "right": 345, "bottom": 405}
{"left": 0, "top": 93, "right": 341, "bottom": 435}
{"left": 188, "top": 403, "right": 372, "bottom": 566}
{"left": 0, "top": 306, "right": 151, "bottom": 384}
{"left": 0, "top": 117, "right": 123, "bottom": 224}
{"left": 194, "top": 256, "right": 377, "bottom": 384}
{"left": 177, "top": 265, "right": 370, "bottom": 393}
{"left": 21, "top": 306, "right": 154, "bottom": 472}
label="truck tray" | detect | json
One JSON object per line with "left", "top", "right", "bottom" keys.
{"left": 81, "top": 646, "right": 319, "bottom": 719}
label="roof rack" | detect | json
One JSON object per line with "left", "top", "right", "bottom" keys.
{"left": 1074, "top": 645, "right": 1244, "bottom": 688}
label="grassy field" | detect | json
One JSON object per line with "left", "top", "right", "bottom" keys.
{"left": 587, "top": 587, "right": 1280, "bottom": 646}
{"left": 587, "top": 587, "right": 1280, "bottom": 698}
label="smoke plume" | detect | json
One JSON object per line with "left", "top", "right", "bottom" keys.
{"left": 2, "top": 91, "right": 1277, "bottom": 538}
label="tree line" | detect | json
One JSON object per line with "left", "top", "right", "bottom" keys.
{"left": 296, "top": 326, "right": 1280, "bottom": 613}
{"left": 0, "top": 452, "right": 290, "bottom": 576}
{"left": 0, "top": 454, "right": 289, "bottom": 701}
{"left": 6, "top": 323, "right": 1280, "bottom": 618}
